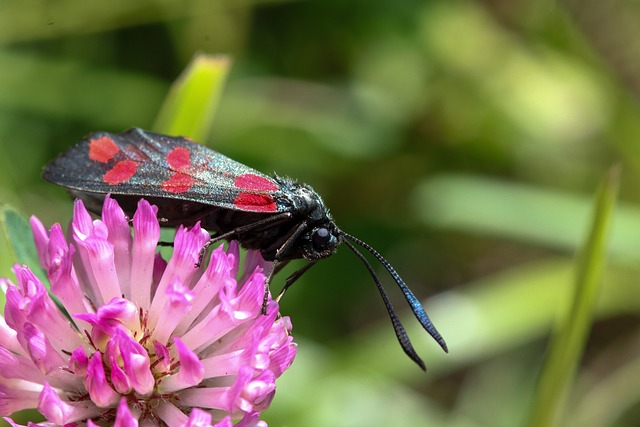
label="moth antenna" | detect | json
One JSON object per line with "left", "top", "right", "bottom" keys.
{"left": 341, "top": 231, "right": 448, "bottom": 354}
{"left": 342, "top": 238, "right": 426, "bottom": 370}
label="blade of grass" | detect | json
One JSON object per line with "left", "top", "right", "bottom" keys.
{"left": 152, "top": 54, "right": 230, "bottom": 141}
{"left": 525, "top": 166, "right": 619, "bottom": 427}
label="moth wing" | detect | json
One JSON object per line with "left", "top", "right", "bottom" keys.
{"left": 43, "top": 128, "right": 284, "bottom": 213}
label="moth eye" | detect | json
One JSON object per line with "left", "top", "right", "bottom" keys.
{"left": 312, "top": 227, "right": 333, "bottom": 250}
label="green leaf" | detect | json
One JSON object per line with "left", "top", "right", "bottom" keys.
{"left": 525, "top": 166, "right": 619, "bottom": 427}
{"left": 152, "top": 54, "right": 231, "bottom": 142}
{"left": 0, "top": 205, "right": 47, "bottom": 284}
{"left": 1, "top": 206, "right": 38, "bottom": 265}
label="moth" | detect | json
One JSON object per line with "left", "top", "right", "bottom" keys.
{"left": 43, "top": 128, "right": 447, "bottom": 369}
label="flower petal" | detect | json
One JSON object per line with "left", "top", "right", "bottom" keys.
{"left": 174, "top": 244, "right": 232, "bottom": 337}
{"left": 37, "top": 382, "right": 100, "bottom": 424}
{"left": 72, "top": 200, "right": 121, "bottom": 304}
{"left": 29, "top": 216, "right": 49, "bottom": 269}
{"left": 147, "top": 224, "right": 208, "bottom": 329}
{"left": 114, "top": 397, "right": 139, "bottom": 427}
{"left": 153, "top": 341, "right": 171, "bottom": 374}
{"left": 85, "top": 352, "right": 119, "bottom": 407}
{"left": 152, "top": 278, "right": 193, "bottom": 345}
{"left": 0, "top": 314, "right": 21, "bottom": 355}
{"left": 187, "top": 409, "right": 218, "bottom": 427}
{"left": 130, "top": 199, "right": 160, "bottom": 309}
{"left": 0, "top": 379, "right": 42, "bottom": 415}
{"left": 178, "top": 387, "right": 227, "bottom": 411}
{"left": 110, "top": 355, "right": 132, "bottom": 394}
{"left": 103, "top": 195, "right": 133, "bottom": 298}
{"left": 47, "top": 243, "right": 87, "bottom": 318}
{"left": 154, "top": 401, "right": 214, "bottom": 427}
{"left": 236, "top": 412, "right": 268, "bottom": 427}
{"left": 22, "top": 323, "right": 66, "bottom": 374}
{"left": 157, "top": 338, "right": 203, "bottom": 393}
{"left": 225, "top": 367, "right": 275, "bottom": 414}
{"left": 0, "top": 345, "right": 47, "bottom": 383}
{"left": 76, "top": 236, "right": 121, "bottom": 304}
{"left": 69, "top": 346, "right": 88, "bottom": 375}
{"left": 75, "top": 298, "right": 139, "bottom": 350}
{"left": 109, "top": 330, "right": 154, "bottom": 395}
{"left": 37, "top": 383, "right": 74, "bottom": 424}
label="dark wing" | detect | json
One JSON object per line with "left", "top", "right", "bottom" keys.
{"left": 43, "top": 128, "right": 284, "bottom": 213}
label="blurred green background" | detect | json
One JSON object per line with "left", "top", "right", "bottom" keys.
{"left": 2, "top": 0, "right": 640, "bottom": 426}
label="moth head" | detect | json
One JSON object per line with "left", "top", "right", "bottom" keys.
{"left": 301, "top": 222, "right": 341, "bottom": 260}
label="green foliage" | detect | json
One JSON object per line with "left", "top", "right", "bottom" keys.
{"left": 153, "top": 54, "right": 231, "bottom": 141}
{"left": 1, "top": 0, "right": 640, "bottom": 426}
{"left": 527, "top": 168, "right": 619, "bottom": 427}
{"left": 0, "top": 206, "right": 43, "bottom": 283}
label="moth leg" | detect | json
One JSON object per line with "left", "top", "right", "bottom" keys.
{"left": 276, "top": 261, "right": 318, "bottom": 302}
{"left": 261, "top": 220, "right": 308, "bottom": 314}
{"left": 271, "top": 261, "right": 290, "bottom": 277}
{"left": 195, "top": 231, "right": 233, "bottom": 267}
{"left": 195, "top": 212, "right": 293, "bottom": 267}
{"left": 158, "top": 241, "right": 174, "bottom": 247}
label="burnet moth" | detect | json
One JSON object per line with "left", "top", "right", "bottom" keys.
{"left": 43, "top": 128, "right": 447, "bottom": 370}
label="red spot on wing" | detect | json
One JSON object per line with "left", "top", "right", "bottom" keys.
{"left": 162, "top": 173, "right": 195, "bottom": 194}
{"left": 89, "top": 136, "right": 119, "bottom": 163}
{"left": 234, "top": 193, "right": 278, "bottom": 212}
{"left": 103, "top": 160, "right": 138, "bottom": 185}
{"left": 234, "top": 174, "right": 278, "bottom": 191}
{"left": 166, "top": 147, "right": 191, "bottom": 171}
{"left": 162, "top": 147, "right": 194, "bottom": 193}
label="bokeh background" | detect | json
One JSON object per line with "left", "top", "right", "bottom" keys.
{"left": 2, "top": 0, "right": 640, "bottom": 426}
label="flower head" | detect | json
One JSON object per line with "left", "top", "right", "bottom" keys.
{"left": 0, "top": 196, "right": 296, "bottom": 426}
